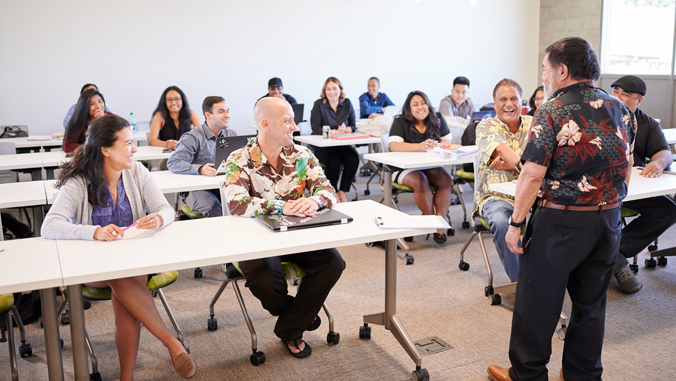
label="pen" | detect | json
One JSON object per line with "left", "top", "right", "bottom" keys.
{"left": 123, "top": 222, "right": 137, "bottom": 231}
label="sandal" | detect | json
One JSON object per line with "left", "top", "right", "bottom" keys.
{"left": 283, "top": 338, "right": 312, "bottom": 358}
{"left": 433, "top": 233, "right": 447, "bottom": 245}
{"left": 307, "top": 315, "right": 321, "bottom": 331}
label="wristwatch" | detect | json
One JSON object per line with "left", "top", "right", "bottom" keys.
{"left": 508, "top": 216, "right": 525, "bottom": 228}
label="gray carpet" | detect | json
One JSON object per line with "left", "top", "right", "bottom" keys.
{"left": 2, "top": 171, "right": 676, "bottom": 381}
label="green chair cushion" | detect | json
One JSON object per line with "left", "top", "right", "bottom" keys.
{"left": 232, "top": 262, "right": 307, "bottom": 279}
{"left": 456, "top": 170, "right": 474, "bottom": 181}
{"left": 181, "top": 204, "right": 203, "bottom": 219}
{"left": 0, "top": 294, "right": 15, "bottom": 314}
{"left": 621, "top": 207, "right": 639, "bottom": 218}
{"left": 82, "top": 271, "right": 179, "bottom": 301}
{"left": 392, "top": 182, "right": 439, "bottom": 192}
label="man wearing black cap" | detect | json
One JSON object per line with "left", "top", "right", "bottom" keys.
{"left": 257, "top": 77, "right": 298, "bottom": 105}
{"left": 610, "top": 75, "right": 676, "bottom": 294}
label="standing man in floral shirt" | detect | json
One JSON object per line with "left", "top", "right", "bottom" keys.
{"left": 488, "top": 37, "right": 636, "bottom": 381}
{"left": 224, "top": 97, "right": 345, "bottom": 359}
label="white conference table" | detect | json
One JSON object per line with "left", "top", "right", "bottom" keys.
{"left": 0, "top": 152, "right": 44, "bottom": 180}
{"left": 42, "top": 145, "right": 171, "bottom": 167}
{"left": 294, "top": 134, "right": 382, "bottom": 147}
{"left": 663, "top": 128, "right": 676, "bottom": 145}
{"left": 0, "top": 181, "right": 48, "bottom": 235}
{"left": 488, "top": 166, "right": 676, "bottom": 202}
{"left": 9, "top": 137, "right": 63, "bottom": 151}
{"left": 55, "top": 200, "right": 435, "bottom": 380}
{"left": 363, "top": 150, "right": 478, "bottom": 208}
{"left": 0, "top": 238, "right": 65, "bottom": 380}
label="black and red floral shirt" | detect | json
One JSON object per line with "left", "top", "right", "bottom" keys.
{"left": 521, "top": 82, "right": 636, "bottom": 206}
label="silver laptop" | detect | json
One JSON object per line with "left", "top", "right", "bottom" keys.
{"left": 255, "top": 208, "right": 353, "bottom": 232}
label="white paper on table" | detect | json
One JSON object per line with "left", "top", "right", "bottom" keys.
{"left": 27, "top": 135, "right": 54, "bottom": 141}
{"left": 375, "top": 215, "right": 451, "bottom": 229}
{"left": 118, "top": 226, "right": 157, "bottom": 240}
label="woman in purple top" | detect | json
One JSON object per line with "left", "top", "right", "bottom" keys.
{"left": 42, "top": 115, "right": 196, "bottom": 379}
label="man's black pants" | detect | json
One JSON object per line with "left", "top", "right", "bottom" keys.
{"left": 509, "top": 206, "right": 621, "bottom": 381}
{"left": 615, "top": 195, "right": 676, "bottom": 269}
{"left": 238, "top": 248, "right": 345, "bottom": 341}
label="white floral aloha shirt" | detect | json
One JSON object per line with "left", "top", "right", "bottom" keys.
{"left": 224, "top": 138, "right": 337, "bottom": 217}
{"left": 475, "top": 115, "right": 532, "bottom": 214}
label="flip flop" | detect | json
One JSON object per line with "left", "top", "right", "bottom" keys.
{"left": 307, "top": 315, "right": 321, "bottom": 331}
{"left": 283, "top": 338, "right": 312, "bottom": 359}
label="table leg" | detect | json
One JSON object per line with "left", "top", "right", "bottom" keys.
{"left": 32, "top": 206, "right": 43, "bottom": 237}
{"left": 67, "top": 284, "right": 90, "bottom": 380}
{"left": 362, "top": 239, "right": 423, "bottom": 369}
{"left": 383, "top": 167, "right": 392, "bottom": 207}
{"left": 40, "top": 288, "right": 64, "bottom": 381}
{"left": 30, "top": 169, "right": 43, "bottom": 181}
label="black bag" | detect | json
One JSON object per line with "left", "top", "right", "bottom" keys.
{"left": 0, "top": 126, "right": 28, "bottom": 139}
{"left": 0, "top": 291, "right": 42, "bottom": 329}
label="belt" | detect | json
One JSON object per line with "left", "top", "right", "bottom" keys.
{"left": 538, "top": 199, "right": 620, "bottom": 211}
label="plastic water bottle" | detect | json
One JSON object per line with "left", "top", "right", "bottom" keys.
{"left": 129, "top": 112, "right": 136, "bottom": 132}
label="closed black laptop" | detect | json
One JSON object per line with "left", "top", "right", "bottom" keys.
{"left": 255, "top": 208, "right": 353, "bottom": 232}
{"left": 215, "top": 135, "right": 256, "bottom": 175}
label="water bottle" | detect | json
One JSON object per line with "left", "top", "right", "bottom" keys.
{"left": 129, "top": 112, "right": 136, "bottom": 132}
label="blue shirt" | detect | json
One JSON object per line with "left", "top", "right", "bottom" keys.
{"left": 358, "top": 92, "right": 395, "bottom": 118}
{"left": 167, "top": 122, "right": 237, "bottom": 175}
{"left": 310, "top": 98, "right": 356, "bottom": 135}
{"left": 91, "top": 177, "right": 133, "bottom": 228}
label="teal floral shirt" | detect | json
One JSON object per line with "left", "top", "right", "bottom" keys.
{"left": 224, "top": 138, "right": 336, "bottom": 217}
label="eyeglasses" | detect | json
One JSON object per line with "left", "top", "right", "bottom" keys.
{"left": 166, "top": 97, "right": 182, "bottom": 103}
{"left": 534, "top": 97, "right": 544, "bottom": 102}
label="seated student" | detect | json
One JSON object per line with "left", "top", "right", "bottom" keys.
{"left": 526, "top": 86, "right": 544, "bottom": 116}
{"left": 42, "top": 115, "right": 196, "bottom": 380}
{"left": 310, "top": 77, "right": 360, "bottom": 203}
{"left": 256, "top": 77, "right": 298, "bottom": 105}
{"left": 388, "top": 90, "right": 453, "bottom": 244}
{"left": 63, "top": 83, "right": 112, "bottom": 129}
{"left": 439, "top": 76, "right": 476, "bottom": 119}
{"left": 358, "top": 77, "right": 395, "bottom": 119}
{"left": 167, "top": 96, "right": 236, "bottom": 217}
{"left": 149, "top": 86, "right": 201, "bottom": 149}
{"left": 610, "top": 75, "right": 676, "bottom": 294}
{"left": 224, "top": 97, "right": 345, "bottom": 359}
{"left": 63, "top": 88, "right": 114, "bottom": 154}
{"left": 475, "top": 79, "right": 531, "bottom": 283}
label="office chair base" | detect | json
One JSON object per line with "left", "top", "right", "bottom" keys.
{"left": 359, "top": 323, "right": 371, "bottom": 339}
{"left": 250, "top": 351, "right": 266, "bottom": 366}
{"left": 458, "top": 261, "right": 470, "bottom": 271}
{"left": 412, "top": 366, "right": 430, "bottom": 381}
{"left": 327, "top": 332, "right": 340, "bottom": 345}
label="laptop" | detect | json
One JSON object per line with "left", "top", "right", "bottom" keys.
{"left": 215, "top": 135, "right": 256, "bottom": 175}
{"left": 255, "top": 208, "right": 353, "bottom": 232}
{"left": 469, "top": 110, "right": 496, "bottom": 124}
{"left": 292, "top": 103, "right": 304, "bottom": 124}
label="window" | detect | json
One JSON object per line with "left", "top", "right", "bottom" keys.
{"left": 602, "top": 0, "right": 676, "bottom": 75}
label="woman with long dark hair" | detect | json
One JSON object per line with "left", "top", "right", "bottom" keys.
{"left": 388, "top": 91, "right": 453, "bottom": 244}
{"left": 527, "top": 86, "right": 544, "bottom": 116}
{"left": 149, "top": 86, "right": 201, "bottom": 149}
{"left": 63, "top": 88, "right": 113, "bottom": 154}
{"left": 309, "top": 77, "right": 360, "bottom": 203}
{"left": 42, "top": 115, "right": 196, "bottom": 379}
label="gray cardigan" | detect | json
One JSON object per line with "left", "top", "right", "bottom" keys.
{"left": 42, "top": 162, "right": 174, "bottom": 240}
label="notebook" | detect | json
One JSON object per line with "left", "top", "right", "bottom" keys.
{"left": 215, "top": 135, "right": 256, "bottom": 175}
{"left": 255, "top": 208, "right": 353, "bottom": 232}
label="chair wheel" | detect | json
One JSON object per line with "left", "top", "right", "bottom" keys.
{"left": 90, "top": 372, "right": 102, "bottom": 381}
{"left": 393, "top": 196, "right": 398, "bottom": 203}
{"left": 646, "top": 258, "right": 657, "bottom": 268}
{"left": 557, "top": 326, "right": 567, "bottom": 340}
{"left": 327, "top": 332, "right": 340, "bottom": 345}
{"left": 364, "top": 189, "right": 371, "bottom": 196}
{"left": 207, "top": 317, "right": 218, "bottom": 331}
{"left": 462, "top": 221, "right": 470, "bottom": 229}
{"left": 658, "top": 257, "right": 668, "bottom": 266}
{"left": 447, "top": 228, "right": 455, "bottom": 236}
{"left": 450, "top": 198, "right": 458, "bottom": 205}
{"left": 489, "top": 293, "right": 502, "bottom": 305}
{"left": 290, "top": 278, "right": 299, "bottom": 286}
{"left": 19, "top": 343, "right": 32, "bottom": 358}
{"left": 648, "top": 244, "right": 658, "bottom": 252}
{"left": 404, "top": 236, "right": 413, "bottom": 242}
{"left": 250, "top": 351, "right": 266, "bottom": 366}
{"left": 629, "top": 264, "right": 639, "bottom": 274}
{"left": 359, "top": 324, "right": 371, "bottom": 339}
{"left": 484, "top": 286, "right": 494, "bottom": 297}
{"left": 403, "top": 255, "right": 414, "bottom": 265}
{"left": 61, "top": 313, "right": 70, "bottom": 325}
{"left": 412, "top": 368, "right": 430, "bottom": 381}
{"left": 458, "top": 261, "right": 469, "bottom": 271}
{"left": 194, "top": 268, "right": 203, "bottom": 278}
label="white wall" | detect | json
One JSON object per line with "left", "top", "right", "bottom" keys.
{"left": 0, "top": 0, "right": 540, "bottom": 136}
